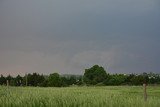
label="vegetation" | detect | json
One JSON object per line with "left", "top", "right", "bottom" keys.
{"left": 0, "top": 86, "right": 160, "bottom": 107}
{"left": 0, "top": 65, "right": 160, "bottom": 87}
{"left": 0, "top": 65, "right": 160, "bottom": 107}
{"left": 84, "top": 65, "right": 107, "bottom": 85}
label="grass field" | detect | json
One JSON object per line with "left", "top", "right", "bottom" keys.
{"left": 0, "top": 86, "right": 160, "bottom": 107}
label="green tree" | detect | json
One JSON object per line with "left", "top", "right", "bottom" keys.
{"left": 48, "top": 73, "right": 62, "bottom": 87}
{"left": 15, "top": 75, "right": 23, "bottom": 86}
{"left": 61, "top": 77, "right": 69, "bottom": 87}
{"left": 68, "top": 76, "right": 76, "bottom": 85}
{"left": 131, "top": 75, "right": 144, "bottom": 85}
{"left": 25, "top": 73, "right": 45, "bottom": 86}
{"left": 104, "top": 74, "right": 127, "bottom": 85}
{"left": 6, "top": 75, "right": 13, "bottom": 85}
{"left": 0, "top": 75, "right": 6, "bottom": 85}
{"left": 84, "top": 65, "right": 107, "bottom": 85}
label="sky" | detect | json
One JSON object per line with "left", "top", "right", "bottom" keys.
{"left": 0, "top": 0, "right": 160, "bottom": 76}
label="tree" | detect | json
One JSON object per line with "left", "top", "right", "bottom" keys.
{"left": 15, "top": 75, "right": 23, "bottom": 86}
{"left": 0, "top": 75, "right": 6, "bottom": 85}
{"left": 6, "top": 75, "right": 13, "bottom": 85}
{"left": 61, "top": 77, "right": 69, "bottom": 87}
{"left": 104, "top": 74, "right": 127, "bottom": 85}
{"left": 83, "top": 65, "right": 107, "bottom": 85}
{"left": 37, "top": 74, "right": 45, "bottom": 86}
{"left": 68, "top": 76, "right": 76, "bottom": 85}
{"left": 48, "top": 73, "right": 62, "bottom": 87}
{"left": 142, "top": 72, "right": 149, "bottom": 84}
{"left": 24, "top": 73, "right": 45, "bottom": 86}
{"left": 131, "top": 75, "right": 144, "bottom": 85}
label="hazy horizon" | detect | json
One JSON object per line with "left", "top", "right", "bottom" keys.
{"left": 0, "top": 0, "right": 160, "bottom": 76}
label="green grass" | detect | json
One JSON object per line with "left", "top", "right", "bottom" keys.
{"left": 0, "top": 86, "right": 160, "bottom": 107}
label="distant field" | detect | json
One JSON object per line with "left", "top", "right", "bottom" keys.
{"left": 0, "top": 86, "right": 160, "bottom": 107}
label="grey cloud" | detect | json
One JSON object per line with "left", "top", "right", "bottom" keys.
{"left": 0, "top": 0, "right": 160, "bottom": 75}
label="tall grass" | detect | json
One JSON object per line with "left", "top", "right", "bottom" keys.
{"left": 0, "top": 86, "right": 159, "bottom": 107}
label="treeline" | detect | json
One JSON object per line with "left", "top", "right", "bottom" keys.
{"left": 0, "top": 65, "right": 160, "bottom": 87}
{"left": 0, "top": 73, "right": 82, "bottom": 87}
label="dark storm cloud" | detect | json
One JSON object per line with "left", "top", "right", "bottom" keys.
{"left": 0, "top": 0, "right": 160, "bottom": 76}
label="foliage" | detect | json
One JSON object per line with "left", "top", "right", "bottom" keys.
{"left": 48, "top": 73, "right": 62, "bottom": 87}
{"left": 84, "top": 65, "right": 107, "bottom": 85}
{"left": 0, "top": 65, "right": 160, "bottom": 87}
{"left": 0, "top": 75, "right": 6, "bottom": 85}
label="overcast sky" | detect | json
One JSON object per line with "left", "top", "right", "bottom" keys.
{"left": 0, "top": 0, "right": 160, "bottom": 76}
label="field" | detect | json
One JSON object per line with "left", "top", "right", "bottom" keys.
{"left": 0, "top": 86, "right": 160, "bottom": 107}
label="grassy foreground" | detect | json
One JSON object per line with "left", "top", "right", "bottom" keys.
{"left": 0, "top": 86, "right": 160, "bottom": 107}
